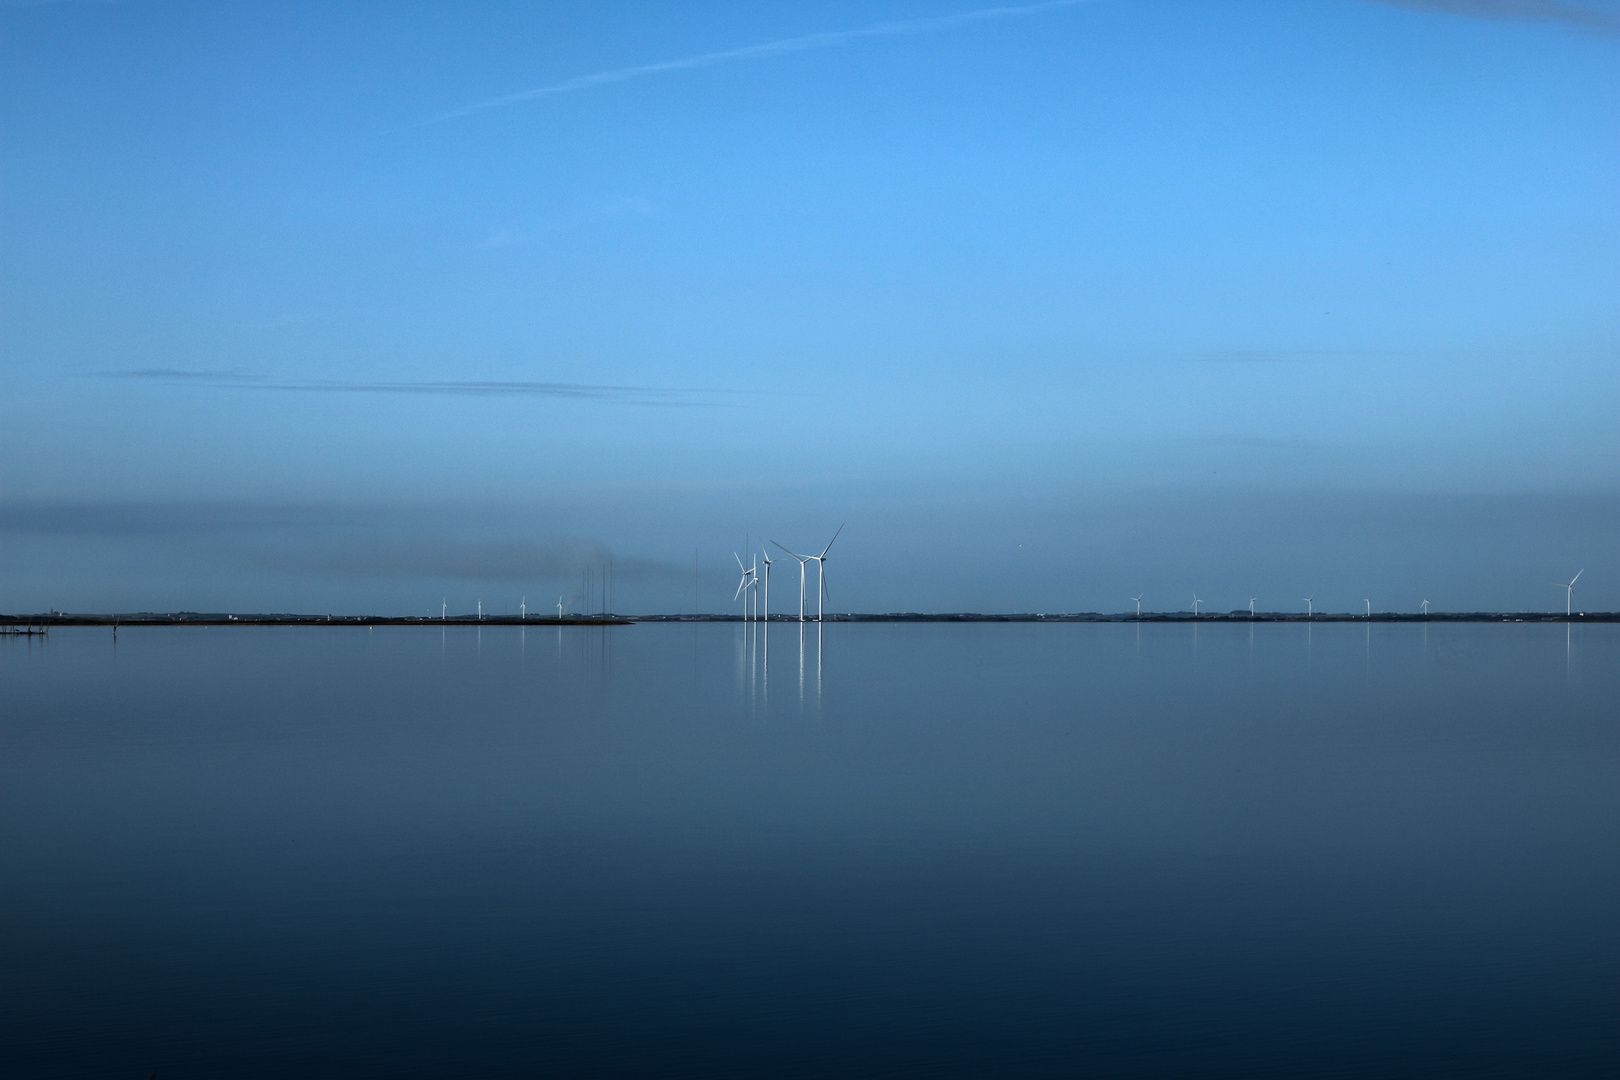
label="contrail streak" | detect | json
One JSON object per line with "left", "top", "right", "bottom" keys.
{"left": 429, "top": 0, "right": 1096, "bottom": 123}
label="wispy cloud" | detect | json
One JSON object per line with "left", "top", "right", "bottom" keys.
{"left": 1, "top": 0, "right": 118, "bottom": 8}
{"left": 1364, "top": 0, "right": 1620, "bottom": 33}
{"left": 0, "top": 500, "right": 680, "bottom": 584}
{"left": 0, "top": 499, "right": 356, "bottom": 536}
{"left": 1194, "top": 350, "right": 1325, "bottom": 364}
{"left": 428, "top": 0, "right": 1097, "bottom": 123}
{"left": 247, "top": 535, "right": 679, "bottom": 584}
{"left": 95, "top": 369, "right": 737, "bottom": 406}
{"left": 107, "top": 368, "right": 254, "bottom": 381}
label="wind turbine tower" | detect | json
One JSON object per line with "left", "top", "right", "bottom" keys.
{"left": 1556, "top": 570, "right": 1583, "bottom": 616}
{"left": 1132, "top": 594, "right": 1143, "bottom": 616}
{"left": 734, "top": 553, "right": 757, "bottom": 621}
{"left": 1249, "top": 597, "right": 1257, "bottom": 617}
{"left": 1304, "top": 597, "right": 1314, "bottom": 618}
{"left": 771, "top": 540, "right": 813, "bottom": 622}
{"left": 804, "top": 525, "right": 844, "bottom": 623}
{"left": 760, "top": 548, "right": 774, "bottom": 623}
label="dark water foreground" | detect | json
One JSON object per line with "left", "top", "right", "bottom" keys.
{"left": 2, "top": 623, "right": 1615, "bottom": 1078}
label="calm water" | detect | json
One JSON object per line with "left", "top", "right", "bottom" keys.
{"left": 2, "top": 621, "right": 1616, "bottom": 1078}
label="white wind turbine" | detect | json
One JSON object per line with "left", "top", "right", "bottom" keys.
{"left": 1364, "top": 599, "right": 1371, "bottom": 618}
{"left": 759, "top": 547, "right": 774, "bottom": 622}
{"left": 521, "top": 596, "right": 527, "bottom": 620}
{"left": 1421, "top": 599, "right": 1429, "bottom": 615}
{"left": 1555, "top": 569, "right": 1583, "bottom": 616}
{"left": 733, "top": 552, "right": 757, "bottom": 621}
{"left": 1191, "top": 592, "right": 1202, "bottom": 617}
{"left": 804, "top": 525, "right": 844, "bottom": 623}
{"left": 1132, "top": 594, "right": 1143, "bottom": 616}
{"left": 1249, "top": 597, "right": 1257, "bottom": 617}
{"left": 1304, "top": 596, "right": 1314, "bottom": 618}
{"left": 771, "top": 540, "right": 812, "bottom": 622}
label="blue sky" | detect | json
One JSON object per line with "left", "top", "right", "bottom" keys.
{"left": 2, "top": 0, "right": 1616, "bottom": 614}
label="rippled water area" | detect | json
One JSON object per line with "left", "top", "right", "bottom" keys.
{"left": 2, "top": 621, "right": 1616, "bottom": 1078}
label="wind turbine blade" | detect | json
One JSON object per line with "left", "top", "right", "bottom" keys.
{"left": 818, "top": 523, "right": 845, "bottom": 559}
{"left": 770, "top": 540, "right": 805, "bottom": 559}
{"left": 1571, "top": 569, "right": 1584, "bottom": 585}
{"left": 735, "top": 552, "right": 746, "bottom": 572}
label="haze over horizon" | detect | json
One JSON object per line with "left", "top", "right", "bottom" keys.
{"left": 3, "top": 0, "right": 1615, "bottom": 615}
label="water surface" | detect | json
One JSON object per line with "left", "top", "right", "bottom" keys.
{"left": 2, "top": 622, "right": 1615, "bottom": 1077}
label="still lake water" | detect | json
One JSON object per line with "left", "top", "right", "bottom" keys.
{"left": 2, "top": 621, "right": 1616, "bottom": 1078}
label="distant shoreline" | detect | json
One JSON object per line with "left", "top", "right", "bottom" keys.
{"left": 2, "top": 612, "right": 1613, "bottom": 627}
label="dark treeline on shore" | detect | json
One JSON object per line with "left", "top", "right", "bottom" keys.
{"left": 2, "top": 612, "right": 1614, "bottom": 627}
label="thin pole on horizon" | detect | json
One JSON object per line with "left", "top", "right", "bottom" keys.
{"left": 1421, "top": 599, "right": 1429, "bottom": 615}
{"left": 1365, "top": 599, "right": 1371, "bottom": 618}
{"left": 521, "top": 597, "right": 526, "bottom": 620}
{"left": 442, "top": 599, "right": 446, "bottom": 621}
{"left": 477, "top": 600, "right": 482, "bottom": 621}
{"left": 1555, "top": 570, "right": 1583, "bottom": 616}
{"left": 1305, "top": 597, "right": 1314, "bottom": 618}
{"left": 1249, "top": 597, "right": 1257, "bottom": 618}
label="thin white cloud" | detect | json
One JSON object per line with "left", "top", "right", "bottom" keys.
{"left": 428, "top": 0, "right": 1098, "bottom": 124}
